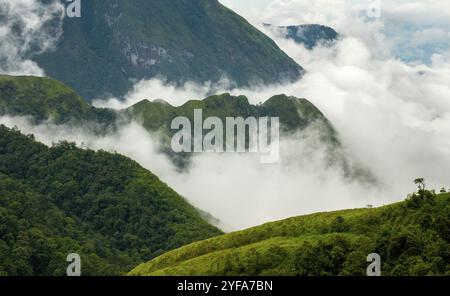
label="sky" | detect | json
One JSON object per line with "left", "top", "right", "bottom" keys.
{"left": 1, "top": 0, "right": 450, "bottom": 231}
{"left": 220, "top": 0, "right": 450, "bottom": 64}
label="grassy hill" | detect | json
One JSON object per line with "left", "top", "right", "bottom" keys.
{"left": 33, "top": 0, "right": 303, "bottom": 100}
{"left": 129, "top": 191, "right": 449, "bottom": 276}
{"left": 0, "top": 125, "right": 222, "bottom": 275}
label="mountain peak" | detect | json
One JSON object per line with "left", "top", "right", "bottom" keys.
{"left": 33, "top": 0, "right": 303, "bottom": 100}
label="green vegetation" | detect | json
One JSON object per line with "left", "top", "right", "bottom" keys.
{"left": 0, "top": 75, "right": 116, "bottom": 127}
{"left": 130, "top": 189, "right": 449, "bottom": 276}
{"left": 0, "top": 125, "right": 221, "bottom": 275}
{"left": 127, "top": 93, "right": 338, "bottom": 143}
{"left": 34, "top": 0, "right": 303, "bottom": 100}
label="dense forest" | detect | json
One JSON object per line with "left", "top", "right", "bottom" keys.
{"left": 130, "top": 188, "right": 449, "bottom": 276}
{"left": 0, "top": 125, "right": 221, "bottom": 275}
{"left": 0, "top": 75, "right": 116, "bottom": 127}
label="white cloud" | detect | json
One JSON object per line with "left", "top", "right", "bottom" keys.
{"left": 0, "top": 115, "right": 381, "bottom": 231}
{"left": 0, "top": 0, "right": 64, "bottom": 75}
{"left": 220, "top": 0, "right": 450, "bottom": 63}
{"left": 93, "top": 77, "right": 232, "bottom": 109}
{"left": 84, "top": 11, "right": 450, "bottom": 230}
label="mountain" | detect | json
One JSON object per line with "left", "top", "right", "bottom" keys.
{"left": 125, "top": 94, "right": 374, "bottom": 182}
{"left": 32, "top": 0, "right": 303, "bottom": 101}
{"left": 130, "top": 191, "right": 450, "bottom": 276}
{"left": 265, "top": 24, "right": 339, "bottom": 49}
{"left": 127, "top": 93, "right": 335, "bottom": 134}
{"left": 0, "top": 125, "right": 222, "bottom": 275}
{"left": 127, "top": 93, "right": 344, "bottom": 169}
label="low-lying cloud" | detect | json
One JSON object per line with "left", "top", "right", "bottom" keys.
{"left": 1, "top": 1, "right": 450, "bottom": 231}
{"left": 0, "top": 0, "right": 64, "bottom": 75}
{"left": 0, "top": 115, "right": 381, "bottom": 231}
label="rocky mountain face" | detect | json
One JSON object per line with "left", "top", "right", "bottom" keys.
{"left": 33, "top": 0, "right": 303, "bottom": 101}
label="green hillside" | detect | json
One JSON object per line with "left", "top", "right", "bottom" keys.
{"left": 0, "top": 75, "right": 116, "bottom": 127}
{"left": 128, "top": 93, "right": 335, "bottom": 135}
{"left": 0, "top": 75, "right": 334, "bottom": 138}
{"left": 129, "top": 191, "right": 449, "bottom": 276}
{"left": 34, "top": 0, "right": 303, "bottom": 100}
{"left": 0, "top": 125, "right": 221, "bottom": 275}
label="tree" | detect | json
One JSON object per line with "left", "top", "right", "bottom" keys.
{"left": 414, "top": 178, "right": 426, "bottom": 191}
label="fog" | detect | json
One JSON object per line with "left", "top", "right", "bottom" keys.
{"left": 0, "top": 0, "right": 64, "bottom": 75}
{"left": 0, "top": 115, "right": 380, "bottom": 230}
{"left": 1, "top": 0, "right": 450, "bottom": 231}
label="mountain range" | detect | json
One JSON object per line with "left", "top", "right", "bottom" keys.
{"left": 0, "top": 74, "right": 373, "bottom": 180}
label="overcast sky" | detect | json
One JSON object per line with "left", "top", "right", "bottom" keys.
{"left": 220, "top": 0, "right": 450, "bottom": 63}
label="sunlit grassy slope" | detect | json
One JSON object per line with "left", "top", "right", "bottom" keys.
{"left": 130, "top": 193, "right": 449, "bottom": 276}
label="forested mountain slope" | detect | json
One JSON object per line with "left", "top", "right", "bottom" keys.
{"left": 0, "top": 125, "right": 221, "bottom": 275}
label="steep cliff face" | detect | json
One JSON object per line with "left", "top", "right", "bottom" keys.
{"left": 33, "top": 0, "right": 303, "bottom": 100}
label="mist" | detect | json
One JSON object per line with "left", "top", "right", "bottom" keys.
{"left": 1, "top": 0, "right": 450, "bottom": 231}
{"left": 0, "top": 0, "right": 64, "bottom": 75}
{"left": 0, "top": 115, "right": 382, "bottom": 231}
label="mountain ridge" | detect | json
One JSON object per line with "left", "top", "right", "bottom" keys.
{"left": 0, "top": 74, "right": 374, "bottom": 181}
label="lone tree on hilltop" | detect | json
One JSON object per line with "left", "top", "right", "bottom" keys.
{"left": 414, "top": 178, "right": 426, "bottom": 191}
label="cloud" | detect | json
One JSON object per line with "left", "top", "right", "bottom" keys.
{"left": 0, "top": 115, "right": 381, "bottom": 231}
{"left": 0, "top": 0, "right": 64, "bottom": 75}
{"left": 92, "top": 77, "right": 231, "bottom": 109}
{"left": 220, "top": 0, "right": 450, "bottom": 63}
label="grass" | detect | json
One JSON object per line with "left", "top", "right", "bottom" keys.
{"left": 129, "top": 193, "right": 449, "bottom": 276}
